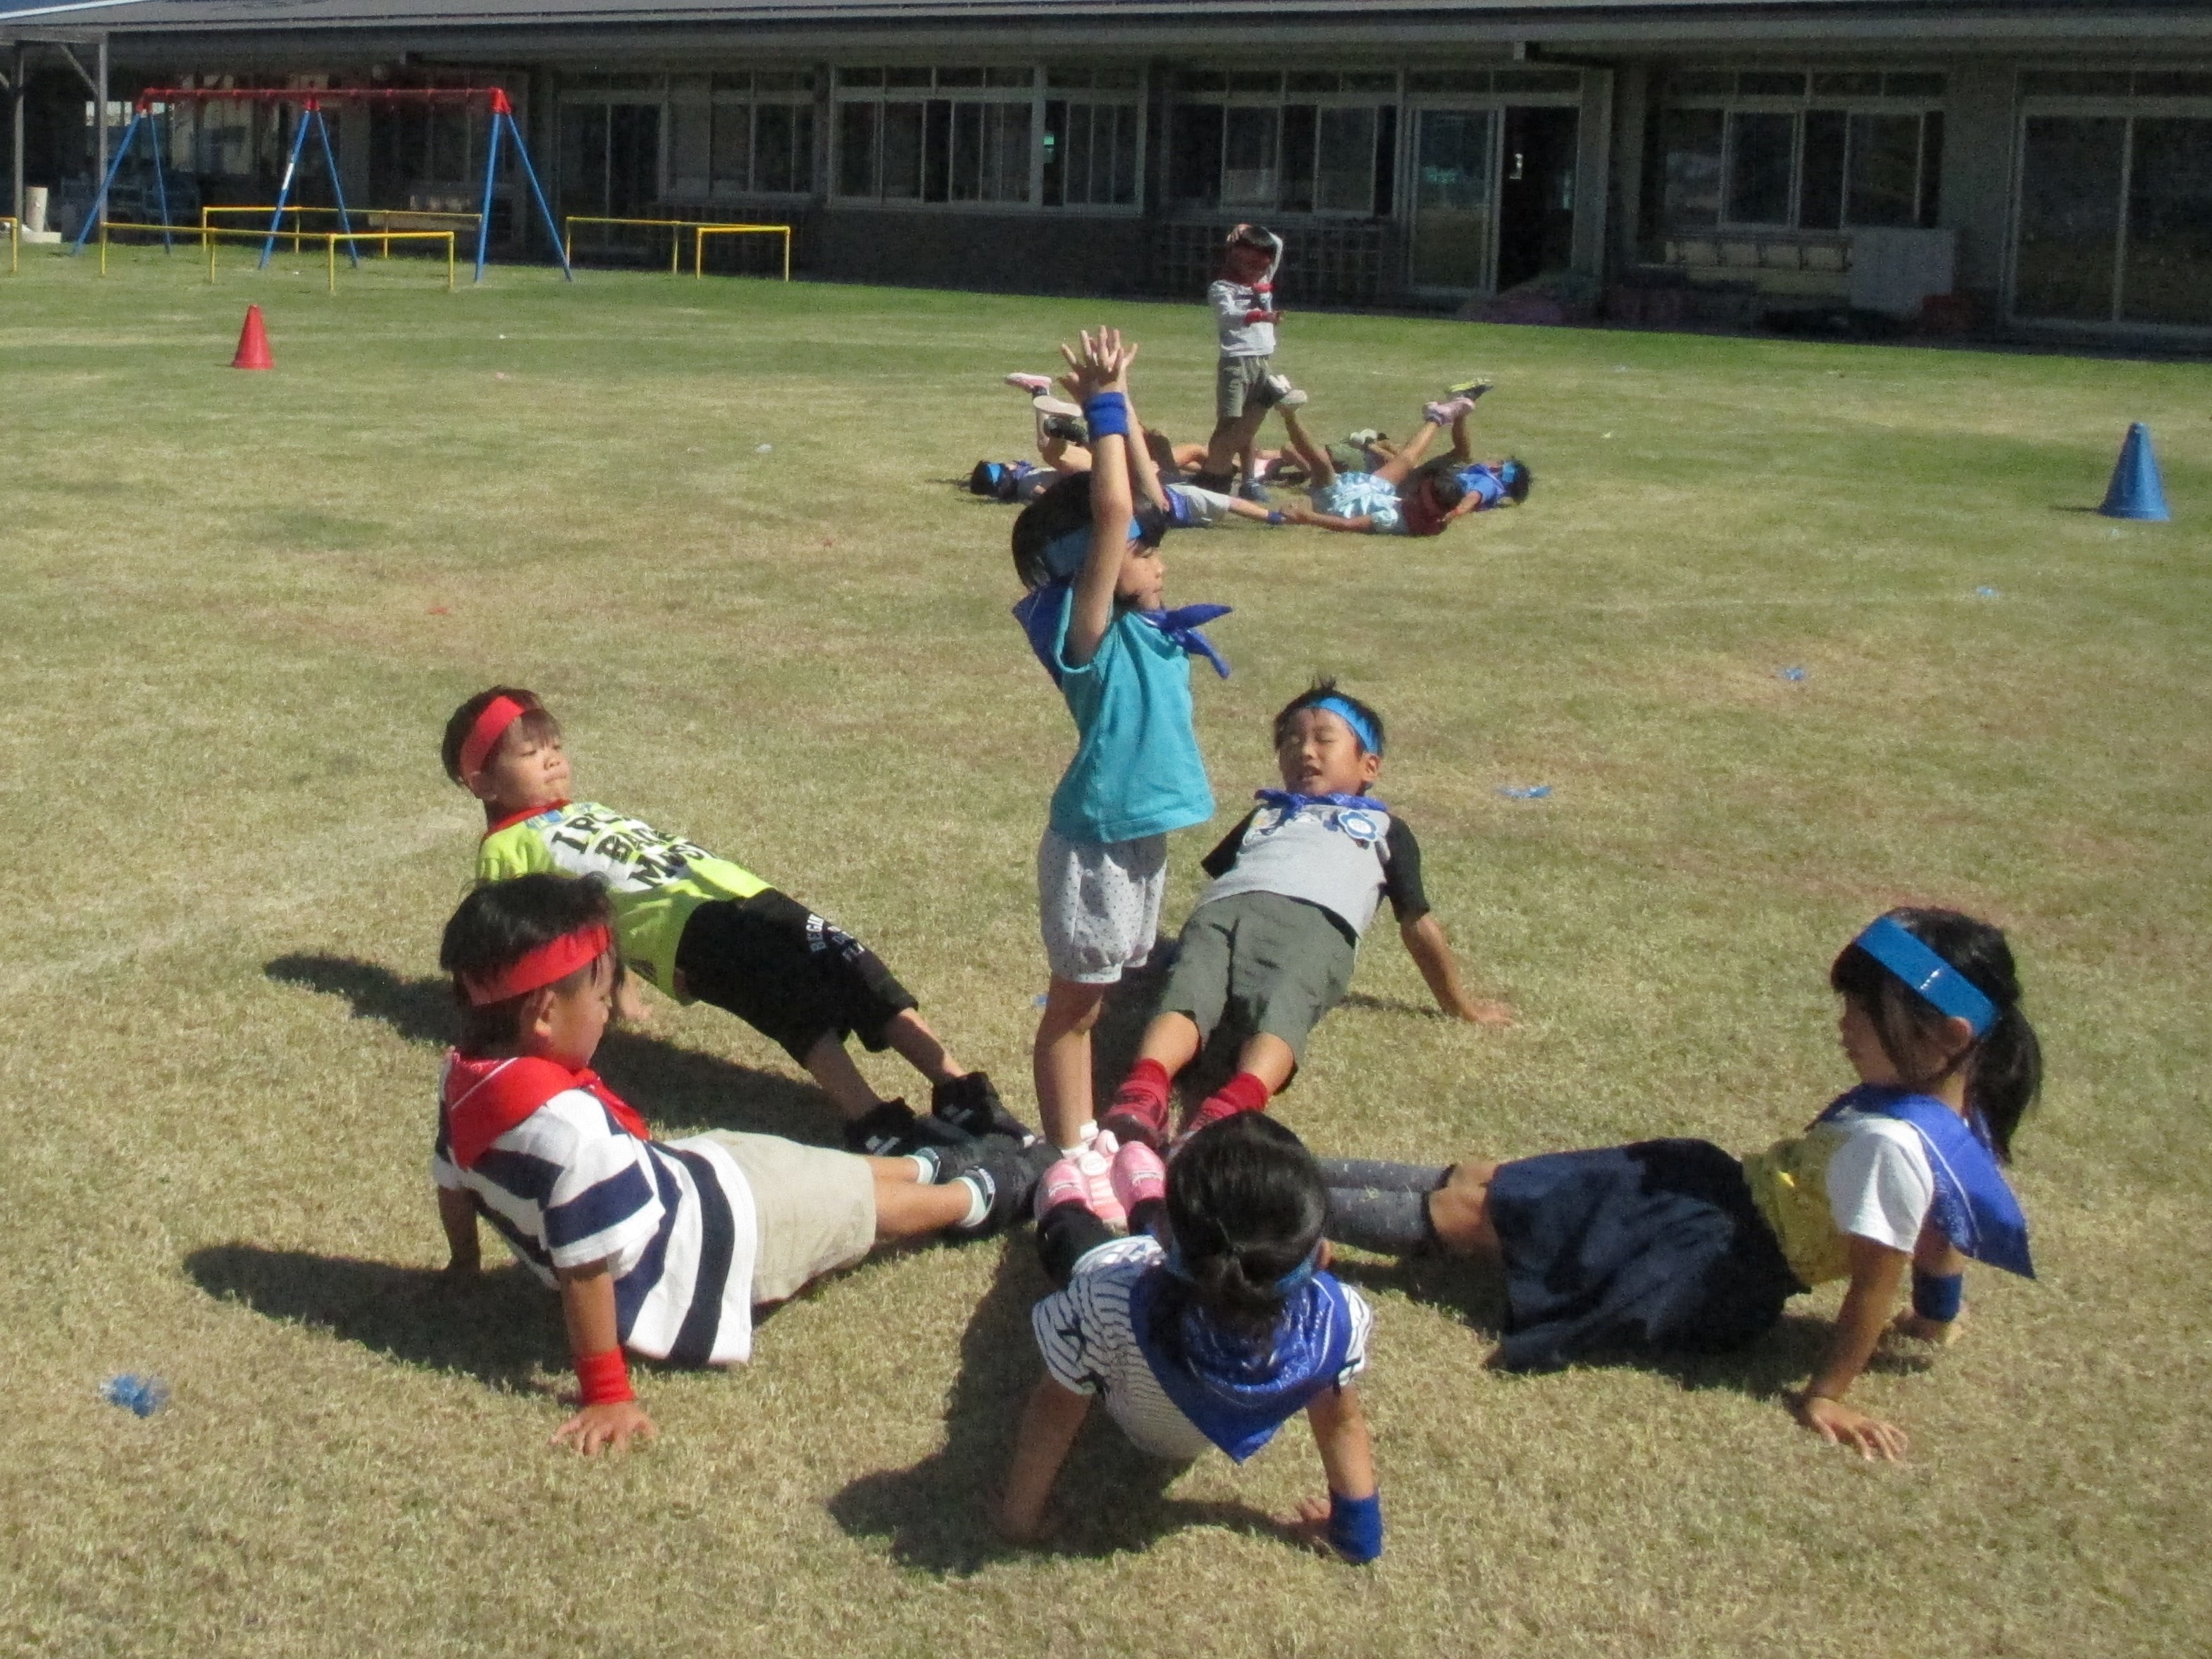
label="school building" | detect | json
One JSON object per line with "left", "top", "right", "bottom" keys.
{"left": 4, "top": 0, "right": 2210, "bottom": 340}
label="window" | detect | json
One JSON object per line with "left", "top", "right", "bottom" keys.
{"left": 1167, "top": 68, "right": 1398, "bottom": 215}
{"left": 564, "top": 70, "right": 814, "bottom": 212}
{"left": 833, "top": 65, "right": 1098, "bottom": 207}
{"left": 1648, "top": 66, "right": 1946, "bottom": 235}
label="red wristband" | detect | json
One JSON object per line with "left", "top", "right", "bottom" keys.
{"left": 575, "top": 1348, "right": 633, "bottom": 1406}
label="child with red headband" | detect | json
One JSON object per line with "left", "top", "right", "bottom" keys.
{"left": 441, "top": 688, "right": 1029, "bottom": 1159}
{"left": 435, "top": 873, "right": 1038, "bottom": 1454}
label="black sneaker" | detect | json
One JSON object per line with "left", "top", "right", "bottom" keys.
{"left": 931, "top": 1072, "right": 1038, "bottom": 1147}
{"left": 844, "top": 1099, "right": 974, "bottom": 1159}
{"left": 1040, "top": 412, "right": 1089, "bottom": 445}
{"left": 949, "top": 1141, "right": 1054, "bottom": 1236}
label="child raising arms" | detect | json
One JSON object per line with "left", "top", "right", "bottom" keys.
{"left": 1320, "top": 908, "right": 2040, "bottom": 1460}
{"left": 441, "top": 690, "right": 1027, "bottom": 1157}
{"left": 1014, "top": 328, "right": 1229, "bottom": 1156}
{"left": 1000, "top": 1113, "right": 1382, "bottom": 1561}
{"left": 433, "top": 874, "right": 1036, "bottom": 1453}
{"left": 1103, "top": 680, "right": 1510, "bottom": 1150}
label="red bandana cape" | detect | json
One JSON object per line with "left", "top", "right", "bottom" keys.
{"left": 442, "top": 1052, "right": 650, "bottom": 1169}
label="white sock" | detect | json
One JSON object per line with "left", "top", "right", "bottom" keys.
{"left": 957, "top": 1173, "right": 992, "bottom": 1229}
{"left": 1059, "top": 1121, "right": 1100, "bottom": 1158}
{"left": 903, "top": 1152, "right": 937, "bottom": 1184}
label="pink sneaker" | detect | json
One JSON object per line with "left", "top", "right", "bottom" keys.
{"left": 1109, "top": 1140, "right": 1167, "bottom": 1219}
{"left": 1100, "top": 1079, "right": 1172, "bottom": 1151}
{"left": 1422, "top": 394, "right": 1478, "bottom": 426}
{"left": 1073, "top": 1131, "right": 1129, "bottom": 1231}
{"left": 1033, "top": 1157, "right": 1090, "bottom": 1224}
{"left": 1005, "top": 372, "right": 1055, "bottom": 395}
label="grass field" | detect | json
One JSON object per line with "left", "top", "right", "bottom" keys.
{"left": 2, "top": 247, "right": 2208, "bottom": 1658}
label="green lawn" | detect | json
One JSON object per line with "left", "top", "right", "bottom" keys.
{"left": 2, "top": 247, "right": 2208, "bottom": 1658}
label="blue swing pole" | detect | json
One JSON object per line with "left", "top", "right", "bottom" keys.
{"left": 259, "top": 101, "right": 317, "bottom": 269}
{"left": 68, "top": 107, "right": 144, "bottom": 254}
{"left": 149, "top": 106, "right": 173, "bottom": 252}
{"left": 504, "top": 111, "right": 573, "bottom": 282}
{"left": 311, "top": 107, "right": 361, "bottom": 269}
{"left": 472, "top": 106, "right": 502, "bottom": 282}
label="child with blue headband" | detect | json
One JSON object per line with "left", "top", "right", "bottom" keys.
{"left": 1012, "top": 328, "right": 1233, "bottom": 1156}
{"left": 1001, "top": 1112, "right": 1383, "bottom": 1562}
{"left": 1101, "top": 680, "right": 1512, "bottom": 1150}
{"left": 1319, "top": 907, "right": 2042, "bottom": 1461}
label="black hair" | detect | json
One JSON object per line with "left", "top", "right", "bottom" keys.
{"left": 438, "top": 873, "right": 619, "bottom": 1055}
{"left": 1829, "top": 907, "right": 2041, "bottom": 1161}
{"left": 1010, "top": 468, "right": 1169, "bottom": 591}
{"left": 1500, "top": 457, "right": 1534, "bottom": 504}
{"left": 440, "top": 685, "right": 561, "bottom": 785}
{"left": 1413, "top": 456, "right": 1469, "bottom": 514}
{"left": 1159, "top": 1113, "right": 1329, "bottom": 1344}
{"left": 1272, "top": 676, "right": 1386, "bottom": 757}
{"left": 1224, "top": 223, "right": 1276, "bottom": 254}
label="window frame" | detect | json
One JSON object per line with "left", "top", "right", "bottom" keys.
{"left": 1164, "top": 68, "right": 1408, "bottom": 218}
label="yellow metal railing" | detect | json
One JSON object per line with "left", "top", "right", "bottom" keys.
{"left": 564, "top": 214, "right": 792, "bottom": 280}
{"left": 100, "top": 220, "right": 456, "bottom": 292}
{"left": 201, "top": 203, "right": 482, "bottom": 258}
{"left": 692, "top": 223, "right": 791, "bottom": 282}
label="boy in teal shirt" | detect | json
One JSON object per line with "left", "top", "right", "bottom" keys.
{"left": 441, "top": 688, "right": 1029, "bottom": 1157}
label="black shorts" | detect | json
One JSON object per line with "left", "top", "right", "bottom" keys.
{"left": 674, "top": 891, "right": 918, "bottom": 1064}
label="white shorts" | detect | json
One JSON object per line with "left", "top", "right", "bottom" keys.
{"left": 1037, "top": 828, "right": 1168, "bottom": 984}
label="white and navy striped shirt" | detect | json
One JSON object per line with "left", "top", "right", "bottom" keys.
{"left": 432, "top": 1064, "right": 760, "bottom": 1365}
{"left": 1030, "top": 1235, "right": 1372, "bottom": 1460}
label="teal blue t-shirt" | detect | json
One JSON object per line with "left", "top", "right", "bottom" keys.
{"left": 1048, "top": 590, "right": 1215, "bottom": 844}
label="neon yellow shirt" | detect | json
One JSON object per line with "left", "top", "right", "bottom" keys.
{"left": 477, "top": 800, "right": 769, "bottom": 999}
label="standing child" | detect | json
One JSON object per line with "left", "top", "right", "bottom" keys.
{"left": 1198, "top": 225, "right": 1305, "bottom": 494}
{"left": 1000, "top": 1112, "right": 1383, "bottom": 1561}
{"left": 440, "top": 688, "right": 1027, "bottom": 1157}
{"left": 433, "top": 874, "right": 1035, "bottom": 1453}
{"left": 1012, "top": 328, "right": 1227, "bottom": 1156}
{"left": 1101, "top": 680, "right": 1511, "bottom": 1151}
{"left": 1319, "top": 907, "right": 2040, "bottom": 1461}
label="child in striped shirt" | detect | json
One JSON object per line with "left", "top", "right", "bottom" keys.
{"left": 432, "top": 873, "right": 1038, "bottom": 1454}
{"left": 997, "top": 1113, "right": 1383, "bottom": 1562}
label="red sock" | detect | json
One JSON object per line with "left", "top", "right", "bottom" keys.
{"left": 1203, "top": 1071, "right": 1272, "bottom": 1119}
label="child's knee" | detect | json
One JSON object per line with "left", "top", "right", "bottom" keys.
{"left": 1427, "top": 1160, "right": 1500, "bottom": 1253}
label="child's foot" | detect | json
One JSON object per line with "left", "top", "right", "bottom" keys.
{"left": 1422, "top": 394, "right": 1479, "bottom": 426}
{"left": 1108, "top": 1140, "right": 1167, "bottom": 1222}
{"left": 1033, "top": 394, "right": 1083, "bottom": 420}
{"left": 845, "top": 1099, "right": 972, "bottom": 1159}
{"left": 1443, "top": 376, "right": 1493, "bottom": 402}
{"left": 1005, "top": 373, "right": 1055, "bottom": 395}
{"left": 1236, "top": 478, "right": 1272, "bottom": 503}
{"left": 1038, "top": 411, "right": 1088, "bottom": 443}
{"left": 1346, "top": 427, "right": 1383, "bottom": 446}
{"left": 1100, "top": 1081, "right": 1170, "bottom": 1150}
{"left": 1253, "top": 373, "right": 1305, "bottom": 409}
{"left": 931, "top": 1071, "right": 1039, "bottom": 1148}
{"left": 1069, "top": 1131, "right": 1129, "bottom": 1230}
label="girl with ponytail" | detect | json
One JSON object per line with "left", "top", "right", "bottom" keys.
{"left": 998, "top": 1114, "right": 1383, "bottom": 1561}
{"left": 1319, "top": 907, "right": 2040, "bottom": 1462}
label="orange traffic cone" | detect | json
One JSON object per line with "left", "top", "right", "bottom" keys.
{"left": 230, "top": 304, "right": 273, "bottom": 371}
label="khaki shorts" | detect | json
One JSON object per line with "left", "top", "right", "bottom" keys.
{"left": 1216, "top": 353, "right": 1275, "bottom": 423}
{"left": 702, "top": 1131, "right": 877, "bottom": 1305}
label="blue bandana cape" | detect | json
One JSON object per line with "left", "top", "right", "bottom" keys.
{"left": 1815, "top": 1084, "right": 2034, "bottom": 1278}
{"left": 1455, "top": 464, "right": 1506, "bottom": 509}
{"left": 1012, "top": 583, "right": 1232, "bottom": 686}
{"left": 1254, "top": 789, "right": 1388, "bottom": 817}
{"left": 1126, "top": 1264, "right": 1357, "bottom": 1462}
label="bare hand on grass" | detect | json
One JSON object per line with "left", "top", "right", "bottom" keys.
{"left": 1282, "top": 1495, "right": 1362, "bottom": 1562}
{"left": 1791, "top": 1391, "right": 1908, "bottom": 1462}
{"left": 552, "top": 1399, "right": 657, "bottom": 1456}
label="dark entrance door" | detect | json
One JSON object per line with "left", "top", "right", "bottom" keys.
{"left": 606, "top": 103, "right": 661, "bottom": 216}
{"left": 1493, "top": 106, "right": 1578, "bottom": 292}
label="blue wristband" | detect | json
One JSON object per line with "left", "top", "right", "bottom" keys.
{"left": 1266, "top": 510, "right": 1286, "bottom": 526}
{"left": 1911, "top": 1268, "right": 1964, "bottom": 1322}
{"left": 1326, "top": 1490, "right": 1383, "bottom": 1564}
{"left": 1082, "top": 391, "right": 1131, "bottom": 440}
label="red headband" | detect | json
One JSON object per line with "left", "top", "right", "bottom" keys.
{"left": 459, "top": 695, "right": 529, "bottom": 778}
{"left": 459, "top": 923, "right": 612, "bottom": 1006}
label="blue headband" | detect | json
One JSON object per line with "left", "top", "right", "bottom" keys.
{"left": 1040, "top": 518, "right": 1150, "bottom": 582}
{"left": 1311, "top": 695, "right": 1381, "bottom": 754}
{"left": 1164, "top": 1240, "right": 1321, "bottom": 1295}
{"left": 1853, "top": 916, "right": 1998, "bottom": 1036}
{"left": 1499, "top": 460, "right": 1524, "bottom": 488}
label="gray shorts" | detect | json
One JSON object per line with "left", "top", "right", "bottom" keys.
{"left": 1216, "top": 353, "right": 1275, "bottom": 423}
{"left": 701, "top": 1131, "right": 876, "bottom": 1305}
{"left": 1157, "top": 890, "right": 1357, "bottom": 1065}
{"left": 1038, "top": 828, "right": 1168, "bottom": 984}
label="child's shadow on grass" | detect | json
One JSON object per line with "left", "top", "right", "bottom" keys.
{"left": 263, "top": 952, "right": 833, "bottom": 1143}
{"left": 184, "top": 1246, "right": 566, "bottom": 1391}
{"left": 827, "top": 1241, "right": 1303, "bottom": 1574}
{"left": 1329, "top": 1256, "right": 1934, "bottom": 1400}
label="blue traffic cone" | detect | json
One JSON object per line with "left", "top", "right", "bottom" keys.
{"left": 2098, "top": 422, "right": 2170, "bottom": 521}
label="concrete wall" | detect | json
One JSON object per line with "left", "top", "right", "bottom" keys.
{"left": 807, "top": 207, "right": 1156, "bottom": 295}
{"left": 1937, "top": 61, "right": 2018, "bottom": 310}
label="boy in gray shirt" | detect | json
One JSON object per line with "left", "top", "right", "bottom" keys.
{"left": 1101, "top": 681, "right": 1512, "bottom": 1150}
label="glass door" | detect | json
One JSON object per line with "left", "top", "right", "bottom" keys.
{"left": 2013, "top": 116, "right": 2126, "bottom": 321}
{"left": 1410, "top": 108, "right": 1495, "bottom": 290}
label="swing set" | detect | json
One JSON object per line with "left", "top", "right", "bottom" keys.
{"left": 69, "top": 85, "right": 573, "bottom": 284}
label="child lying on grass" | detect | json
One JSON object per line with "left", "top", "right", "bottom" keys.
{"left": 441, "top": 688, "right": 1030, "bottom": 1157}
{"left": 433, "top": 874, "right": 1040, "bottom": 1453}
